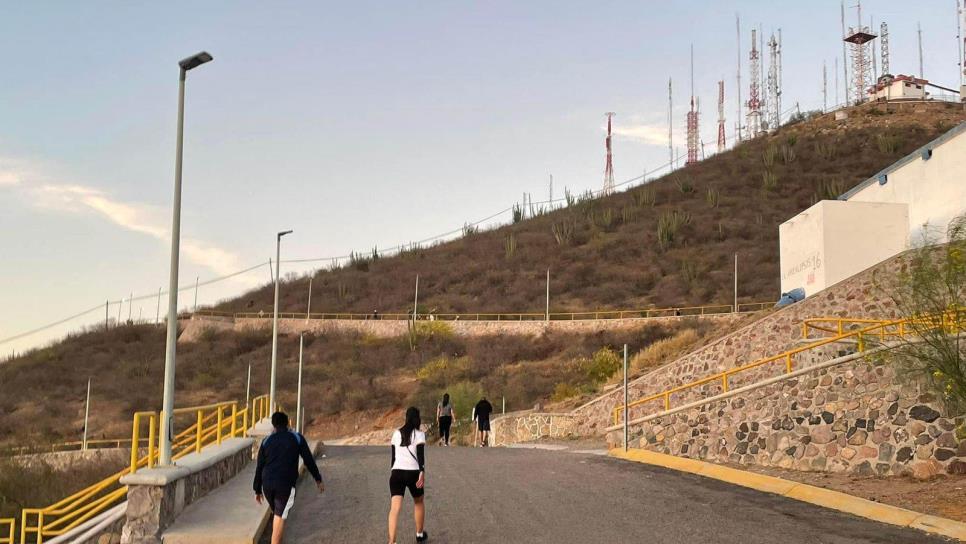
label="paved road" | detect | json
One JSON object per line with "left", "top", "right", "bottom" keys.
{"left": 273, "top": 446, "right": 946, "bottom": 544}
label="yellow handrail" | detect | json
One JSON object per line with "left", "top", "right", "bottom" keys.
{"left": 0, "top": 438, "right": 151, "bottom": 457}
{"left": 17, "top": 394, "right": 270, "bottom": 543}
{"left": 612, "top": 311, "right": 965, "bottom": 426}
{"left": 193, "top": 301, "right": 773, "bottom": 322}
{"left": 1, "top": 518, "right": 14, "bottom": 544}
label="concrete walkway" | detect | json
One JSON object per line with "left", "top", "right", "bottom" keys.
{"left": 272, "top": 445, "right": 947, "bottom": 544}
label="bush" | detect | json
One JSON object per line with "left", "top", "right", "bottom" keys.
{"left": 580, "top": 347, "right": 621, "bottom": 384}
{"left": 551, "top": 383, "right": 580, "bottom": 402}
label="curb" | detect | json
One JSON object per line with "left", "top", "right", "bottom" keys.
{"left": 609, "top": 448, "right": 966, "bottom": 542}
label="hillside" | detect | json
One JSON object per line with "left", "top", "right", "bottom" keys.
{"left": 2, "top": 101, "right": 965, "bottom": 451}
{"left": 221, "top": 102, "right": 966, "bottom": 316}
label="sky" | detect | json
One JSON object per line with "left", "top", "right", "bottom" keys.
{"left": 1, "top": 1, "right": 963, "bottom": 355}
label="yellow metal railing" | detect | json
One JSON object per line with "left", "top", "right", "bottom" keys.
{"left": 1, "top": 519, "right": 14, "bottom": 544}
{"left": 16, "top": 394, "right": 270, "bottom": 544}
{"left": 0, "top": 438, "right": 150, "bottom": 458}
{"left": 611, "top": 312, "right": 966, "bottom": 426}
{"left": 195, "top": 302, "right": 772, "bottom": 322}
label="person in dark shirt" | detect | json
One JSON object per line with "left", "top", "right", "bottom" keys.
{"left": 254, "top": 411, "right": 324, "bottom": 544}
{"left": 472, "top": 397, "right": 494, "bottom": 447}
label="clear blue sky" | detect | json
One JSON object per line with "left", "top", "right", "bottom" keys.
{"left": 1, "top": 1, "right": 962, "bottom": 354}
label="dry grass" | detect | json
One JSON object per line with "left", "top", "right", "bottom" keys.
{"left": 0, "top": 455, "right": 122, "bottom": 520}
{"left": 629, "top": 328, "right": 702, "bottom": 374}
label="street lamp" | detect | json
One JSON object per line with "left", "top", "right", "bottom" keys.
{"left": 269, "top": 229, "right": 293, "bottom": 413}
{"left": 159, "top": 51, "right": 213, "bottom": 467}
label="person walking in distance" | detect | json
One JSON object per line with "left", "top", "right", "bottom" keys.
{"left": 388, "top": 407, "right": 428, "bottom": 543}
{"left": 436, "top": 393, "right": 455, "bottom": 446}
{"left": 472, "top": 396, "right": 493, "bottom": 447}
{"left": 254, "top": 412, "right": 324, "bottom": 544}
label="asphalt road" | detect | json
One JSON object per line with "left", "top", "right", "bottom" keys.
{"left": 272, "top": 446, "right": 947, "bottom": 544}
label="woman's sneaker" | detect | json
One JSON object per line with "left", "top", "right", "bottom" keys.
{"left": 416, "top": 531, "right": 429, "bottom": 542}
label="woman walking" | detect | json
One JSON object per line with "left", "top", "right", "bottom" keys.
{"left": 436, "top": 393, "right": 455, "bottom": 446}
{"left": 388, "top": 407, "right": 428, "bottom": 543}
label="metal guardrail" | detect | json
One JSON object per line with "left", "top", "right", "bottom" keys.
{"left": 0, "top": 519, "right": 13, "bottom": 544}
{"left": 195, "top": 302, "right": 772, "bottom": 323}
{"left": 14, "top": 394, "right": 270, "bottom": 544}
{"left": 0, "top": 438, "right": 150, "bottom": 458}
{"left": 611, "top": 311, "right": 965, "bottom": 426}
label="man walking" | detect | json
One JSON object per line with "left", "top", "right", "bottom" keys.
{"left": 254, "top": 411, "right": 324, "bottom": 544}
{"left": 472, "top": 396, "right": 494, "bottom": 447}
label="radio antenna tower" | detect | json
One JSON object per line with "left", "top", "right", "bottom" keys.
{"left": 841, "top": 1, "right": 849, "bottom": 106}
{"left": 717, "top": 80, "right": 726, "bottom": 153}
{"left": 958, "top": 0, "right": 965, "bottom": 87}
{"left": 767, "top": 32, "right": 781, "bottom": 130}
{"left": 746, "top": 28, "right": 762, "bottom": 135}
{"left": 736, "top": 14, "right": 743, "bottom": 141}
{"left": 686, "top": 45, "right": 699, "bottom": 165}
{"left": 844, "top": 0, "right": 877, "bottom": 105}
{"left": 603, "top": 112, "right": 615, "bottom": 195}
{"left": 667, "top": 79, "right": 674, "bottom": 171}
{"left": 880, "top": 22, "right": 890, "bottom": 77}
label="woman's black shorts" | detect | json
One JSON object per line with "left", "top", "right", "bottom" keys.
{"left": 389, "top": 469, "right": 424, "bottom": 498}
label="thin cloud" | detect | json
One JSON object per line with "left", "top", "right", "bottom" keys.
{"left": 3, "top": 159, "right": 251, "bottom": 281}
{"left": 612, "top": 123, "right": 673, "bottom": 146}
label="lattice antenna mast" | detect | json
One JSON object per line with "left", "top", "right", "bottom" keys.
{"left": 767, "top": 33, "right": 780, "bottom": 131}
{"left": 686, "top": 44, "right": 699, "bottom": 165}
{"left": 603, "top": 112, "right": 616, "bottom": 195}
{"left": 844, "top": 0, "right": 877, "bottom": 105}
{"left": 667, "top": 78, "right": 673, "bottom": 171}
{"left": 917, "top": 22, "right": 924, "bottom": 79}
{"left": 746, "top": 28, "right": 762, "bottom": 136}
{"left": 841, "top": 1, "right": 849, "bottom": 106}
{"left": 717, "top": 80, "right": 726, "bottom": 153}
{"left": 736, "top": 13, "right": 743, "bottom": 142}
{"left": 880, "top": 22, "right": 890, "bottom": 77}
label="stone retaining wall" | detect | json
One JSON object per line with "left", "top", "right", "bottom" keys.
{"left": 491, "top": 412, "right": 580, "bottom": 446}
{"left": 574, "top": 251, "right": 909, "bottom": 436}
{"left": 180, "top": 312, "right": 743, "bottom": 343}
{"left": 609, "top": 353, "right": 965, "bottom": 478}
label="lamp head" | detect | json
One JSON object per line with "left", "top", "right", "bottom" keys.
{"left": 277, "top": 230, "right": 294, "bottom": 239}
{"left": 178, "top": 52, "right": 214, "bottom": 71}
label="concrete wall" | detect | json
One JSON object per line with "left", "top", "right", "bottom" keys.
{"left": 181, "top": 312, "right": 745, "bottom": 342}
{"left": 843, "top": 122, "right": 966, "bottom": 243}
{"left": 491, "top": 412, "right": 580, "bottom": 447}
{"left": 779, "top": 200, "right": 908, "bottom": 295}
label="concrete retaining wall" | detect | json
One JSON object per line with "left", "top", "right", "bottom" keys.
{"left": 491, "top": 412, "right": 580, "bottom": 446}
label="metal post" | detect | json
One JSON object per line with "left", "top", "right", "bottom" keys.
{"left": 502, "top": 396, "right": 505, "bottom": 415}
{"left": 545, "top": 268, "right": 550, "bottom": 322}
{"left": 245, "top": 363, "right": 251, "bottom": 413}
{"left": 156, "top": 287, "right": 162, "bottom": 324}
{"left": 128, "top": 292, "right": 133, "bottom": 322}
{"left": 105, "top": 300, "right": 109, "bottom": 331}
{"left": 160, "top": 51, "right": 212, "bottom": 467}
{"left": 733, "top": 253, "right": 738, "bottom": 312}
{"left": 306, "top": 277, "right": 313, "bottom": 322}
{"left": 83, "top": 378, "right": 91, "bottom": 451}
{"left": 413, "top": 275, "right": 419, "bottom": 320}
{"left": 117, "top": 298, "right": 123, "bottom": 324}
{"left": 623, "top": 344, "right": 629, "bottom": 452}
{"left": 296, "top": 334, "right": 304, "bottom": 432}
{"left": 270, "top": 230, "right": 293, "bottom": 413}
{"left": 193, "top": 276, "right": 199, "bottom": 311}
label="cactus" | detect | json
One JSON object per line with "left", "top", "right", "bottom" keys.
{"left": 761, "top": 169, "right": 779, "bottom": 191}
{"left": 504, "top": 232, "right": 517, "bottom": 259}
{"left": 705, "top": 186, "right": 720, "bottom": 208}
{"left": 633, "top": 186, "right": 656, "bottom": 207}
{"left": 552, "top": 219, "right": 576, "bottom": 246}
{"left": 657, "top": 210, "right": 691, "bottom": 251}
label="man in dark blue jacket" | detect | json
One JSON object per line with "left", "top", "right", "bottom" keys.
{"left": 254, "top": 411, "right": 324, "bottom": 544}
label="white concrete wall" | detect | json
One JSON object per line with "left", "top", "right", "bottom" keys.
{"left": 779, "top": 200, "right": 908, "bottom": 296}
{"left": 845, "top": 127, "right": 966, "bottom": 243}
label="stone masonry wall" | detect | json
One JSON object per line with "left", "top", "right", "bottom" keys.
{"left": 610, "top": 355, "right": 965, "bottom": 478}
{"left": 121, "top": 443, "right": 251, "bottom": 544}
{"left": 491, "top": 412, "right": 580, "bottom": 446}
{"left": 180, "top": 313, "right": 743, "bottom": 343}
{"left": 574, "top": 251, "right": 911, "bottom": 436}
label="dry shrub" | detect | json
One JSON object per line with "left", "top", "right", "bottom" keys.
{"left": 630, "top": 328, "right": 701, "bottom": 373}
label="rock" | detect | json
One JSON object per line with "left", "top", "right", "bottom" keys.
{"left": 841, "top": 447, "right": 856, "bottom": 460}
{"left": 914, "top": 434, "right": 933, "bottom": 446}
{"left": 908, "top": 421, "right": 926, "bottom": 436}
{"left": 858, "top": 446, "right": 877, "bottom": 459}
{"left": 739, "top": 422, "right": 749, "bottom": 433}
{"left": 893, "top": 428, "right": 909, "bottom": 443}
{"left": 896, "top": 446, "right": 913, "bottom": 462}
{"left": 916, "top": 443, "right": 935, "bottom": 460}
{"left": 911, "top": 461, "right": 941, "bottom": 479}
{"left": 937, "top": 432, "right": 957, "bottom": 448}
{"left": 781, "top": 417, "right": 795, "bottom": 431}
{"left": 887, "top": 402, "right": 899, "bottom": 416}
{"left": 878, "top": 442, "right": 895, "bottom": 462}
{"left": 909, "top": 405, "right": 941, "bottom": 423}
{"left": 855, "top": 418, "right": 867, "bottom": 429}
{"left": 847, "top": 430, "right": 869, "bottom": 445}
{"left": 821, "top": 411, "right": 834, "bottom": 424}
{"left": 808, "top": 416, "right": 822, "bottom": 425}
{"left": 853, "top": 461, "right": 874, "bottom": 477}
{"left": 947, "top": 460, "right": 966, "bottom": 475}
{"left": 934, "top": 448, "right": 956, "bottom": 461}
{"left": 735, "top": 442, "right": 748, "bottom": 454}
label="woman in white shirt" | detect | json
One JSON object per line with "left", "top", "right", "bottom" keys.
{"left": 388, "top": 407, "right": 428, "bottom": 543}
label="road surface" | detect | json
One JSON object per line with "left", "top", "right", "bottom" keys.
{"left": 271, "top": 445, "right": 946, "bottom": 544}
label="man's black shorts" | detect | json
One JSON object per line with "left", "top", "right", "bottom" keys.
{"left": 389, "top": 469, "right": 424, "bottom": 498}
{"left": 263, "top": 485, "right": 295, "bottom": 519}
{"left": 477, "top": 417, "right": 491, "bottom": 431}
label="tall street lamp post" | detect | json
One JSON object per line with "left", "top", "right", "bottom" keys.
{"left": 269, "top": 230, "right": 293, "bottom": 413}
{"left": 159, "top": 51, "right": 213, "bottom": 466}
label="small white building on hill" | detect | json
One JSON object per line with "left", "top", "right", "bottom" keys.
{"left": 779, "top": 121, "right": 966, "bottom": 297}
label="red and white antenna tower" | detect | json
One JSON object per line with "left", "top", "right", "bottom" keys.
{"left": 717, "top": 80, "right": 726, "bottom": 153}
{"left": 746, "top": 28, "right": 762, "bottom": 136}
{"left": 844, "top": 0, "right": 877, "bottom": 105}
{"left": 686, "top": 45, "right": 699, "bottom": 165}
{"left": 603, "top": 112, "right": 616, "bottom": 195}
